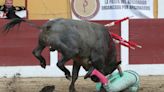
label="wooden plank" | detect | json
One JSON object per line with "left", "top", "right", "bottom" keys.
{"left": 153, "top": 0, "right": 158, "bottom": 18}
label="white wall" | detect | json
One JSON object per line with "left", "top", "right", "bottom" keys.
{"left": 0, "top": 51, "right": 86, "bottom": 78}
{"left": 158, "top": 0, "right": 164, "bottom": 18}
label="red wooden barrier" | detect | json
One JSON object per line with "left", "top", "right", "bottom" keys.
{"left": 129, "top": 19, "right": 164, "bottom": 64}
{"left": 0, "top": 19, "right": 50, "bottom": 66}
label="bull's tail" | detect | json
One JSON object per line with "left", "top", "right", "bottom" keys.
{"left": 3, "top": 18, "right": 41, "bottom": 33}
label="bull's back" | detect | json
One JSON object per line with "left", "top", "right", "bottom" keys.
{"left": 42, "top": 18, "right": 115, "bottom": 58}
{"left": 68, "top": 19, "right": 110, "bottom": 46}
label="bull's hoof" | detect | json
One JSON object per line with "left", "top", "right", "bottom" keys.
{"left": 40, "top": 62, "right": 46, "bottom": 69}
{"left": 49, "top": 48, "right": 55, "bottom": 52}
{"left": 69, "top": 88, "right": 76, "bottom": 92}
{"left": 66, "top": 74, "right": 71, "bottom": 81}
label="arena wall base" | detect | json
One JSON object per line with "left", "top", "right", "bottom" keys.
{"left": 0, "top": 51, "right": 86, "bottom": 78}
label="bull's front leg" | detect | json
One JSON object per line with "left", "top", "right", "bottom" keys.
{"left": 91, "top": 53, "right": 105, "bottom": 74}
{"left": 32, "top": 45, "right": 46, "bottom": 68}
{"left": 56, "top": 42, "right": 79, "bottom": 80}
{"left": 69, "top": 61, "right": 81, "bottom": 92}
{"left": 84, "top": 52, "right": 105, "bottom": 81}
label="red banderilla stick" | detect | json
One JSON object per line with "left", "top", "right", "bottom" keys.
{"left": 104, "top": 16, "right": 132, "bottom": 27}
{"left": 110, "top": 32, "right": 142, "bottom": 49}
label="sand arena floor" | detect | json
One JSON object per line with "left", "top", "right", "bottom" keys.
{"left": 0, "top": 76, "right": 164, "bottom": 92}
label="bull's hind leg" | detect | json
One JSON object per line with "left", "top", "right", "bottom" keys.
{"left": 32, "top": 44, "right": 46, "bottom": 68}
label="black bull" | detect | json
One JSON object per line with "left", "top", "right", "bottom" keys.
{"left": 3, "top": 18, "right": 120, "bottom": 92}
